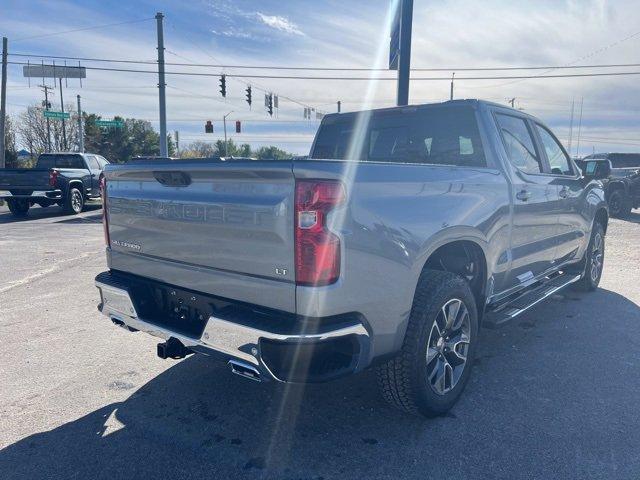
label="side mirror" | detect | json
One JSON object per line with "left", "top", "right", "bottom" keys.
{"left": 581, "top": 160, "right": 611, "bottom": 180}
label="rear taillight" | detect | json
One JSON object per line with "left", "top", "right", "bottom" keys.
{"left": 295, "top": 180, "right": 346, "bottom": 286}
{"left": 49, "top": 169, "right": 59, "bottom": 187}
{"left": 100, "top": 176, "right": 110, "bottom": 247}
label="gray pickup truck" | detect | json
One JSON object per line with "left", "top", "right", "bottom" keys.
{"left": 95, "top": 100, "right": 608, "bottom": 416}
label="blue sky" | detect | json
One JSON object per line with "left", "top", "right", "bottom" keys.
{"left": 2, "top": 0, "right": 640, "bottom": 155}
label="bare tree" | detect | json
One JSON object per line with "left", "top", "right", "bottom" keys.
{"left": 17, "top": 103, "right": 79, "bottom": 154}
{"left": 181, "top": 140, "right": 216, "bottom": 158}
{"left": 3, "top": 115, "right": 18, "bottom": 166}
{"left": 4, "top": 115, "right": 16, "bottom": 152}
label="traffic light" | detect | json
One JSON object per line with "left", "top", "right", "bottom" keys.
{"left": 205, "top": 120, "right": 213, "bottom": 133}
{"left": 245, "top": 86, "right": 252, "bottom": 107}
{"left": 219, "top": 75, "right": 226, "bottom": 98}
{"left": 267, "top": 93, "right": 273, "bottom": 117}
{"left": 235, "top": 120, "right": 241, "bottom": 133}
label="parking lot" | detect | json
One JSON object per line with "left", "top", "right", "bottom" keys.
{"left": 0, "top": 204, "right": 639, "bottom": 479}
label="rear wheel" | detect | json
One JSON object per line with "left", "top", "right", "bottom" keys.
{"left": 608, "top": 190, "right": 632, "bottom": 218}
{"left": 377, "top": 270, "right": 478, "bottom": 417}
{"left": 7, "top": 199, "right": 30, "bottom": 217}
{"left": 63, "top": 187, "right": 84, "bottom": 215}
{"left": 574, "top": 222, "right": 605, "bottom": 292}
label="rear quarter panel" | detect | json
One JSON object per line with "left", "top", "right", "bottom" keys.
{"left": 293, "top": 160, "right": 511, "bottom": 359}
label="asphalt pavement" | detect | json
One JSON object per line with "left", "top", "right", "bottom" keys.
{"left": 1, "top": 204, "right": 639, "bottom": 479}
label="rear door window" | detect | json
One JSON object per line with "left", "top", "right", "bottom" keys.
{"left": 495, "top": 114, "right": 543, "bottom": 174}
{"left": 85, "top": 155, "right": 100, "bottom": 170}
{"left": 535, "top": 124, "right": 574, "bottom": 175}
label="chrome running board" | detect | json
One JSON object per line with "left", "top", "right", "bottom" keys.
{"left": 483, "top": 273, "right": 581, "bottom": 329}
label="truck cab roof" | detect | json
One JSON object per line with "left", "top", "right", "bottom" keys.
{"left": 321, "top": 99, "right": 524, "bottom": 123}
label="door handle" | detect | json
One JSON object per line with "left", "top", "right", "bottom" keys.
{"left": 516, "top": 189, "right": 531, "bottom": 202}
{"left": 559, "top": 186, "right": 569, "bottom": 198}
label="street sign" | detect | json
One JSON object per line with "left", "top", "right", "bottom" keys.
{"left": 23, "top": 64, "right": 86, "bottom": 79}
{"left": 43, "top": 110, "right": 70, "bottom": 119}
{"left": 95, "top": 119, "right": 125, "bottom": 128}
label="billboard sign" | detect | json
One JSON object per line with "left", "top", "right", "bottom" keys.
{"left": 23, "top": 64, "right": 86, "bottom": 79}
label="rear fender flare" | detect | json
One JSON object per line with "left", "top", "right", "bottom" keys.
{"left": 66, "top": 180, "right": 84, "bottom": 197}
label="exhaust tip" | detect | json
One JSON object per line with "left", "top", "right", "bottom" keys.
{"left": 228, "top": 360, "right": 261, "bottom": 382}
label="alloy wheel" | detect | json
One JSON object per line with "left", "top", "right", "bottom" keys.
{"left": 426, "top": 298, "right": 471, "bottom": 395}
{"left": 72, "top": 190, "right": 83, "bottom": 213}
{"left": 590, "top": 232, "right": 604, "bottom": 282}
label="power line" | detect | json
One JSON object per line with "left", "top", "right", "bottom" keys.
{"left": 466, "top": 27, "right": 640, "bottom": 90}
{"left": 164, "top": 21, "right": 316, "bottom": 113}
{"left": 12, "top": 18, "right": 155, "bottom": 42}
{"left": 9, "top": 52, "right": 640, "bottom": 72}
{"left": 7, "top": 61, "right": 640, "bottom": 80}
{"left": 578, "top": 138, "right": 640, "bottom": 147}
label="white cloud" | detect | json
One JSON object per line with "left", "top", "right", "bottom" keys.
{"left": 256, "top": 13, "right": 304, "bottom": 36}
{"left": 211, "top": 27, "right": 260, "bottom": 40}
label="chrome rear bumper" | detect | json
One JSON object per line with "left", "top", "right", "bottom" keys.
{"left": 0, "top": 189, "right": 62, "bottom": 199}
{"left": 95, "top": 272, "right": 370, "bottom": 383}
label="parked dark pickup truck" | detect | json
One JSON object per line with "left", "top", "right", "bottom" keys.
{"left": 0, "top": 152, "right": 109, "bottom": 216}
{"left": 95, "top": 100, "right": 609, "bottom": 417}
{"left": 576, "top": 153, "right": 640, "bottom": 218}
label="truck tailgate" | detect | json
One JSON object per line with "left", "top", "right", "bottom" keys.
{"left": 0, "top": 169, "right": 51, "bottom": 189}
{"left": 105, "top": 160, "right": 296, "bottom": 311}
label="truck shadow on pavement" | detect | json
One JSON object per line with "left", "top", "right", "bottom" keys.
{"left": 1, "top": 288, "right": 640, "bottom": 479}
{"left": 622, "top": 211, "right": 640, "bottom": 224}
{"left": 0, "top": 204, "right": 102, "bottom": 224}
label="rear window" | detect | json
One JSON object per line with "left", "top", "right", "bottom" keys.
{"left": 608, "top": 154, "right": 640, "bottom": 168}
{"left": 311, "top": 106, "right": 486, "bottom": 167}
{"left": 36, "top": 154, "right": 85, "bottom": 169}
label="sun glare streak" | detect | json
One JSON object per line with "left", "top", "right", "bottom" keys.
{"left": 262, "top": 1, "right": 401, "bottom": 470}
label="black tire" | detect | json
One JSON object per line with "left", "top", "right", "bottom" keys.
{"left": 608, "top": 190, "right": 632, "bottom": 218}
{"left": 377, "top": 270, "right": 478, "bottom": 417}
{"left": 63, "top": 187, "right": 84, "bottom": 215}
{"left": 7, "top": 198, "right": 30, "bottom": 217}
{"left": 574, "top": 222, "right": 605, "bottom": 292}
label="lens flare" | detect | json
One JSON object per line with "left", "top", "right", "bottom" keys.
{"left": 262, "top": 0, "right": 401, "bottom": 470}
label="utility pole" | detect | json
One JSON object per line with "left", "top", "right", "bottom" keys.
{"left": 575, "top": 97, "right": 583, "bottom": 158}
{"left": 223, "top": 111, "right": 233, "bottom": 157}
{"left": 0, "top": 37, "right": 8, "bottom": 168}
{"left": 337, "top": 100, "right": 341, "bottom": 113}
{"left": 174, "top": 130, "right": 179, "bottom": 157}
{"left": 40, "top": 85, "right": 52, "bottom": 152}
{"left": 156, "top": 12, "right": 168, "bottom": 157}
{"left": 567, "top": 98, "right": 575, "bottom": 154}
{"left": 396, "top": 0, "right": 414, "bottom": 106}
{"left": 59, "top": 77, "right": 67, "bottom": 150}
{"left": 450, "top": 72, "right": 455, "bottom": 101}
{"left": 77, "top": 95, "right": 84, "bottom": 152}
